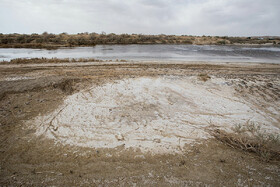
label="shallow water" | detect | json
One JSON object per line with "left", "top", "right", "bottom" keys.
{"left": 0, "top": 44, "right": 280, "bottom": 63}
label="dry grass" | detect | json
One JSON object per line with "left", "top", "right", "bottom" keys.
{"left": 198, "top": 73, "right": 211, "bottom": 82}
{"left": 211, "top": 122, "right": 280, "bottom": 162}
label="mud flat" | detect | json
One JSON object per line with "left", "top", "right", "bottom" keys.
{"left": 0, "top": 61, "right": 280, "bottom": 186}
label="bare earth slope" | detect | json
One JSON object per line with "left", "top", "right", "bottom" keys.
{"left": 0, "top": 61, "right": 279, "bottom": 186}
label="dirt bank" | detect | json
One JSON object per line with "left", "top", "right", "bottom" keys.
{"left": 0, "top": 61, "right": 279, "bottom": 186}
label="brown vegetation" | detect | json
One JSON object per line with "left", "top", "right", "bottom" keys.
{"left": 198, "top": 73, "right": 211, "bottom": 81}
{"left": 1, "top": 32, "right": 279, "bottom": 49}
{"left": 211, "top": 123, "right": 280, "bottom": 162}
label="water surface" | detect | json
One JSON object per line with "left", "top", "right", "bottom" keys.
{"left": 0, "top": 45, "right": 279, "bottom": 63}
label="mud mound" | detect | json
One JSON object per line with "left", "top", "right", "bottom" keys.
{"left": 30, "top": 76, "right": 279, "bottom": 154}
{"left": 0, "top": 76, "right": 77, "bottom": 100}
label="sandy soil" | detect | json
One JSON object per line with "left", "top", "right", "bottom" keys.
{"left": 0, "top": 61, "right": 280, "bottom": 186}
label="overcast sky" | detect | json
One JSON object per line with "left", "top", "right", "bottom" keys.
{"left": 0, "top": 0, "right": 279, "bottom": 36}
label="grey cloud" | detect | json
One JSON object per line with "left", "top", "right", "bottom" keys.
{"left": 0, "top": 0, "right": 279, "bottom": 36}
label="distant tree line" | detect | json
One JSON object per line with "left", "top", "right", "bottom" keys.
{"left": 0, "top": 32, "right": 279, "bottom": 49}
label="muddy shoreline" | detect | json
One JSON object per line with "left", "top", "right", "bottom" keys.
{"left": 0, "top": 61, "right": 279, "bottom": 186}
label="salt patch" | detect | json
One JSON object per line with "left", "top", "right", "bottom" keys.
{"left": 4, "top": 76, "right": 35, "bottom": 81}
{"left": 31, "top": 76, "right": 279, "bottom": 154}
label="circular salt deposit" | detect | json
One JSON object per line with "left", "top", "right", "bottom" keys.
{"left": 33, "top": 76, "right": 272, "bottom": 153}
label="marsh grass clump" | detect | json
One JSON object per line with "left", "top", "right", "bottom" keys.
{"left": 217, "top": 40, "right": 227, "bottom": 45}
{"left": 198, "top": 73, "right": 211, "bottom": 82}
{"left": 212, "top": 122, "right": 280, "bottom": 162}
